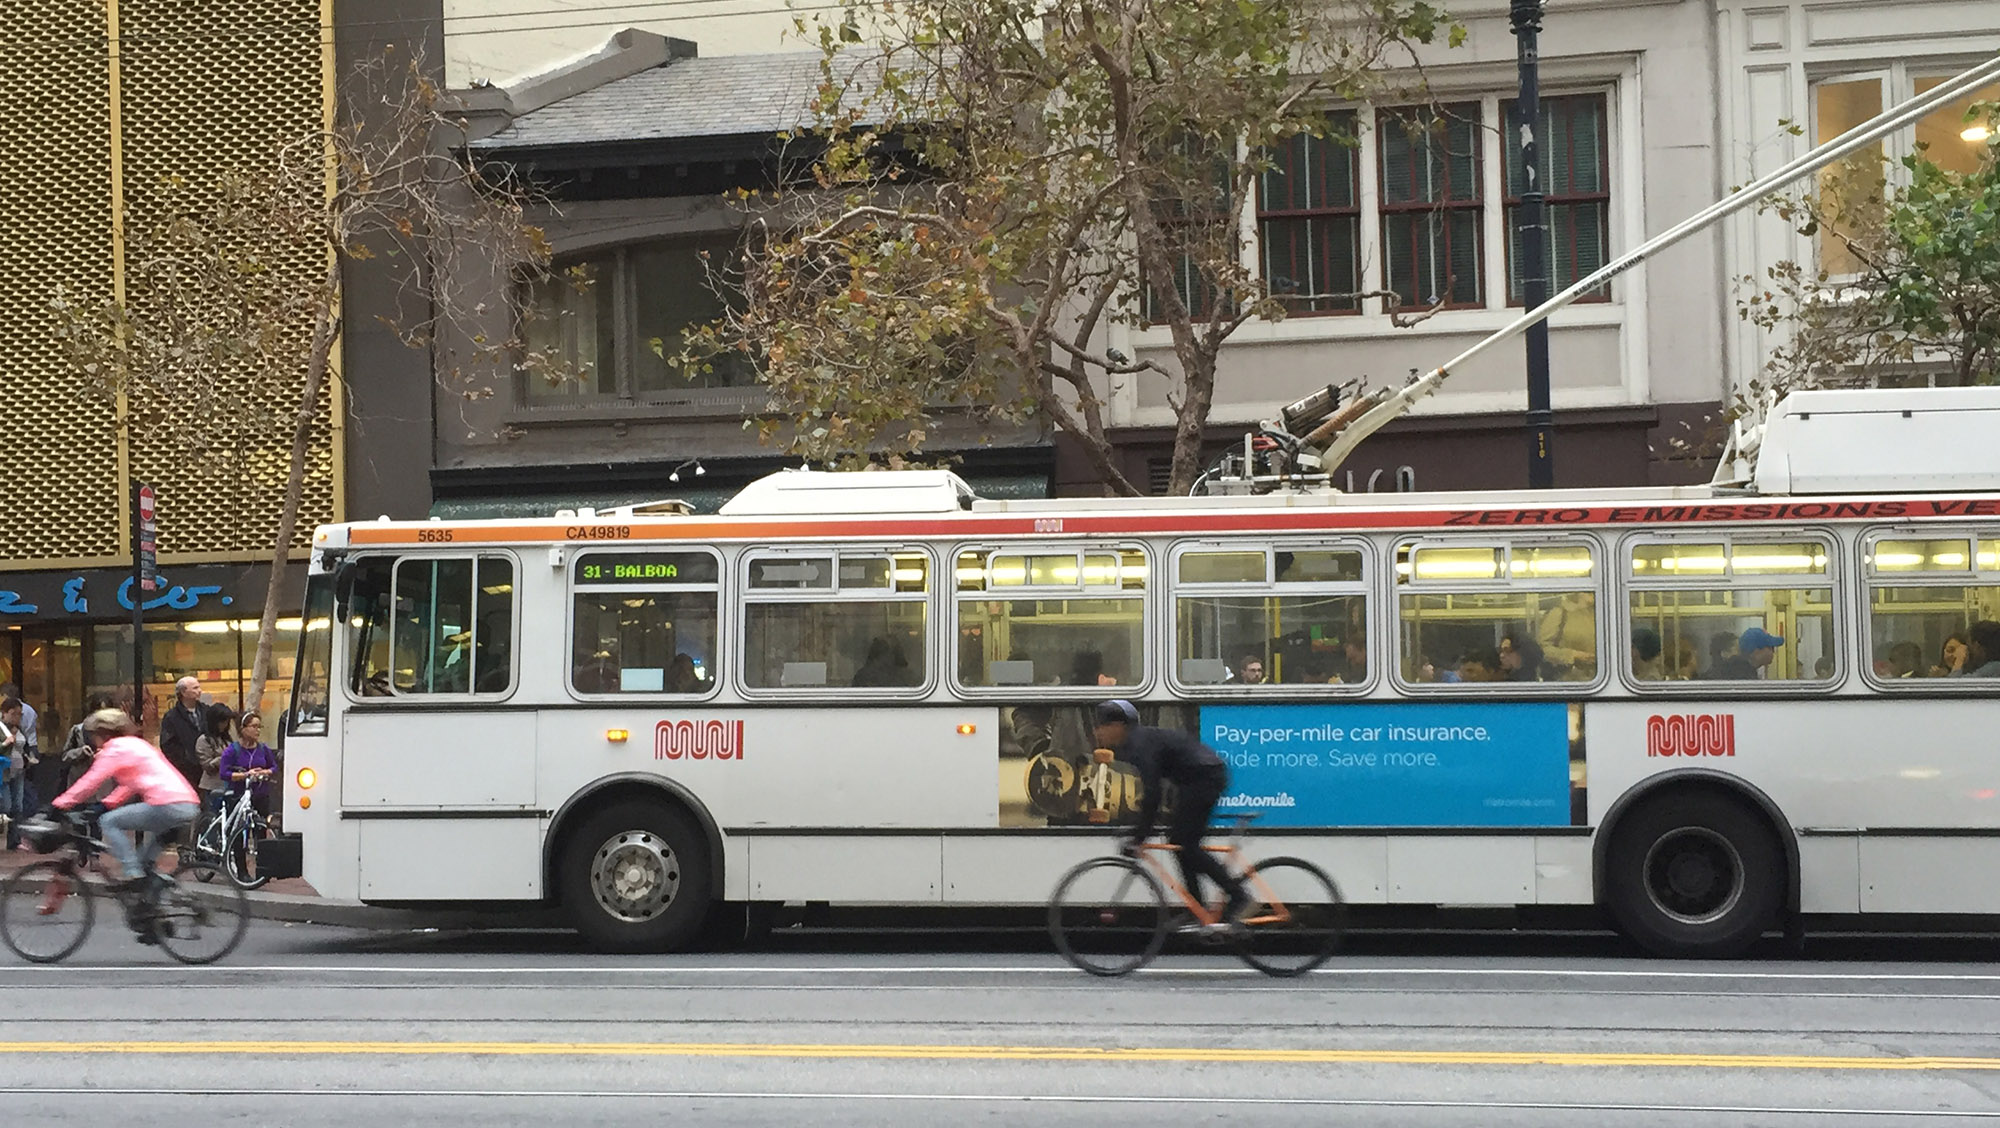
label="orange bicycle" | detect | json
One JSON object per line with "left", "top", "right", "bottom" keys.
{"left": 1047, "top": 812, "right": 1345, "bottom": 977}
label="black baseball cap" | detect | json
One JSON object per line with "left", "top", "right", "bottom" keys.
{"left": 1094, "top": 700, "right": 1139, "bottom": 725}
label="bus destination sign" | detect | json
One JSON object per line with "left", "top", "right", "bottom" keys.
{"left": 574, "top": 551, "right": 719, "bottom": 585}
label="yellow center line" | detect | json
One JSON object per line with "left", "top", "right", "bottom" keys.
{"left": 0, "top": 1041, "right": 1994, "bottom": 1070}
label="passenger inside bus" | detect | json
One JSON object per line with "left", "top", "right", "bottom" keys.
{"left": 1631, "top": 627, "right": 1665, "bottom": 681}
{"left": 1456, "top": 648, "right": 1501, "bottom": 682}
{"left": 666, "top": 652, "right": 711, "bottom": 694}
{"left": 1499, "top": 633, "right": 1547, "bottom": 682}
{"left": 1959, "top": 621, "right": 2000, "bottom": 676}
{"left": 1934, "top": 633, "right": 1969, "bottom": 677}
{"left": 1713, "top": 627, "right": 1784, "bottom": 680}
{"left": 1537, "top": 592, "right": 1597, "bottom": 679}
{"left": 852, "top": 637, "right": 916, "bottom": 687}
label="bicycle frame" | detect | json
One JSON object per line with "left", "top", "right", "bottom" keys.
{"left": 1132, "top": 830, "right": 1294, "bottom": 929}
{"left": 200, "top": 789, "right": 263, "bottom": 848}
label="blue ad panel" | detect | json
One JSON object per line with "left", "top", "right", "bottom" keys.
{"left": 1199, "top": 703, "right": 1572, "bottom": 828}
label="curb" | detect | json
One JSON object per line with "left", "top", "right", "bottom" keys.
{"left": 219, "top": 887, "right": 562, "bottom": 931}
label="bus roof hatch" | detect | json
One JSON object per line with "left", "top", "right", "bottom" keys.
{"left": 718, "top": 469, "right": 978, "bottom": 516}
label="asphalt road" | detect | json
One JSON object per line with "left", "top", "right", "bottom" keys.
{"left": 8, "top": 923, "right": 2000, "bottom": 1125}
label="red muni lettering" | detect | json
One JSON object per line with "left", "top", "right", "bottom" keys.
{"left": 654, "top": 719, "right": 745, "bottom": 761}
{"left": 1646, "top": 714, "right": 1735, "bottom": 758}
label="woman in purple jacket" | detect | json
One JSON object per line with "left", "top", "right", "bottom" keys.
{"left": 219, "top": 713, "right": 279, "bottom": 818}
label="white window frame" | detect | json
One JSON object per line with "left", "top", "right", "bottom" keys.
{"left": 1166, "top": 538, "right": 1375, "bottom": 696}
{"left": 736, "top": 544, "right": 937, "bottom": 699}
{"left": 566, "top": 546, "right": 726, "bottom": 701}
{"left": 1138, "top": 77, "right": 1628, "bottom": 350}
{"left": 1620, "top": 530, "right": 1844, "bottom": 695}
{"left": 341, "top": 551, "right": 521, "bottom": 704}
{"left": 1391, "top": 534, "right": 1607, "bottom": 696}
{"left": 1859, "top": 526, "right": 2000, "bottom": 693}
{"left": 949, "top": 541, "right": 1153, "bottom": 699}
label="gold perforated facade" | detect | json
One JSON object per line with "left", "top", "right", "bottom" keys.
{"left": 0, "top": 0, "right": 336, "bottom": 570}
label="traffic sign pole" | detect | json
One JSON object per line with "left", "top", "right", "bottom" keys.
{"left": 131, "top": 482, "right": 154, "bottom": 728}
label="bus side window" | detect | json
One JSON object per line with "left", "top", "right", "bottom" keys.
{"left": 954, "top": 547, "right": 1146, "bottom": 691}
{"left": 472, "top": 557, "right": 515, "bottom": 694}
{"left": 343, "top": 557, "right": 395, "bottom": 697}
{"left": 1172, "top": 546, "right": 1367, "bottom": 688}
{"left": 1627, "top": 538, "right": 1835, "bottom": 684}
{"left": 1395, "top": 540, "right": 1597, "bottom": 686}
{"left": 1865, "top": 534, "right": 2000, "bottom": 683}
{"left": 345, "top": 555, "right": 512, "bottom": 699}
{"left": 742, "top": 549, "right": 929, "bottom": 692}
{"left": 569, "top": 550, "right": 722, "bottom": 695}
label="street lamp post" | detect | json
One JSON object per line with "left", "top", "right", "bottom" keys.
{"left": 1511, "top": 0, "right": 1554, "bottom": 489}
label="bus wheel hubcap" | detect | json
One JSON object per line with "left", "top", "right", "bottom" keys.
{"left": 590, "top": 831, "right": 680, "bottom": 923}
{"left": 1643, "top": 827, "right": 1743, "bottom": 926}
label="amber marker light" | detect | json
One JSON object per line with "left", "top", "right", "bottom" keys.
{"left": 956, "top": 723, "right": 977, "bottom": 735}
{"left": 296, "top": 767, "right": 317, "bottom": 790}
{"left": 606, "top": 728, "right": 630, "bottom": 743}
{"left": 299, "top": 796, "right": 312, "bottom": 810}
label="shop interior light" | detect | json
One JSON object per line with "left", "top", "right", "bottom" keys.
{"left": 1964, "top": 125, "right": 1994, "bottom": 142}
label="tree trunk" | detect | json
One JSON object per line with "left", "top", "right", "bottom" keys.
{"left": 245, "top": 264, "right": 340, "bottom": 725}
{"left": 1165, "top": 350, "right": 1217, "bottom": 496}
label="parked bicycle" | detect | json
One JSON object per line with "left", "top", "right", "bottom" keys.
{"left": 186, "top": 778, "right": 275, "bottom": 890}
{"left": 1048, "top": 813, "right": 1344, "bottom": 977}
{"left": 0, "top": 811, "right": 249, "bottom": 964}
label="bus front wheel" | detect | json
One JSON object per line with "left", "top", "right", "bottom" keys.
{"left": 1605, "top": 792, "right": 1783, "bottom": 959}
{"left": 560, "top": 802, "right": 713, "bottom": 953}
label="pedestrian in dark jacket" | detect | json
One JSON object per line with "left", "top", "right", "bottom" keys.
{"left": 158, "top": 676, "right": 205, "bottom": 788}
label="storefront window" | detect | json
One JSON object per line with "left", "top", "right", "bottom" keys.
{"left": 88, "top": 618, "right": 305, "bottom": 732}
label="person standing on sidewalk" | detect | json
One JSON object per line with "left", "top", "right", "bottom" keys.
{"left": 158, "top": 676, "right": 204, "bottom": 790}
{"left": 0, "top": 696, "right": 28, "bottom": 851}
{"left": 58, "top": 693, "right": 114, "bottom": 793}
{"left": 194, "top": 702, "right": 234, "bottom": 816}
{"left": 0, "top": 684, "right": 36, "bottom": 813}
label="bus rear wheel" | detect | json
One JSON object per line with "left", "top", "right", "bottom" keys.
{"left": 560, "top": 802, "right": 713, "bottom": 953}
{"left": 1605, "top": 792, "right": 1783, "bottom": 959}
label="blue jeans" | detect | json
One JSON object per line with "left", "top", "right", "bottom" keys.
{"left": 2, "top": 773, "right": 24, "bottom": 849}
{"left": 98, "top": 802, "right": 199, "bottom": 879}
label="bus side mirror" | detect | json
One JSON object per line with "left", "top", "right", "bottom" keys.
{"left": 332, "top": 559, "right": 357, "bottom": 619}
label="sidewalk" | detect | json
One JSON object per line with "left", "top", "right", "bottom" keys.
{"left": 0, "top": 843, "right": 552, "bottom": 931}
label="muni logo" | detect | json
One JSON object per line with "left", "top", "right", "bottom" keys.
{"left": 654, "top": 719, "right": 745, "bottom": 761}
{"left": 1646, "top": 713, "right": 1735, "bottom": 758}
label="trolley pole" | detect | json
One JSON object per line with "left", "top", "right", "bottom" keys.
{"left": 1511, "top": 0, "right": 1554, "bottom": 489}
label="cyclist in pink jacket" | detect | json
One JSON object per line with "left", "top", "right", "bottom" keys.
{"left": 52, "top": 709, "right": 201, "bottom": 889}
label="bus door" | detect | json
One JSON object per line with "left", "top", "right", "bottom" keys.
{"left": 335, "top": 553, "right": 536, "bottom": 810}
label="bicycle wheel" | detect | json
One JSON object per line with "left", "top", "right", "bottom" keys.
{"left": 0, "top": 861, "right": 95, "bottom": 964}
{"left": 1232, "top": 856, "right": 1344, "bottom": 978}
{"left": 151, "top": 864, "right": 249, "bottom": 965}
{"left": 1048, "top": 856, "right": 1169, "bottom": 977}
{"left": 224, "top": 823, "right": 271, "bottom": 891}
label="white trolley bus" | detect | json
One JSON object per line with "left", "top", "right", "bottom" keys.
{"left": 282, "top": 387, "right": 2000, "bottom": 957}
